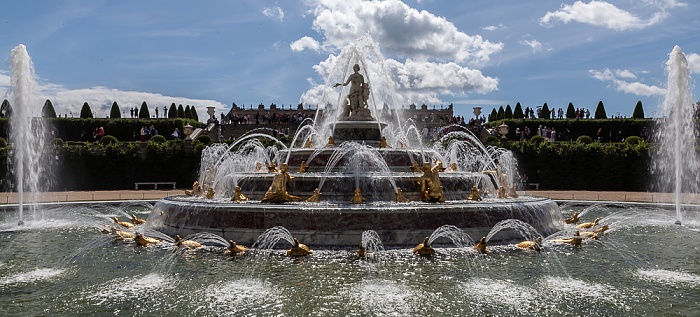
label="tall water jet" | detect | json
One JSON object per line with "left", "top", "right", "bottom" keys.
{"left": 652, "top": 45, "right": 699, "bottom": 225}
{"left": 8, "top": 44, "right": 48, "bottom": 226}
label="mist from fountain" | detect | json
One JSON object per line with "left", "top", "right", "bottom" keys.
{"left": 8, "top": 44, "right": 49, "bottom": 226}
{"left": 652, "top": 45, "right": 699, "bottom": 225}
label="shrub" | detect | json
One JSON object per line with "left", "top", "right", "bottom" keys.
{"left": 624, "top": 136, "right": 643, "bottom": 145}
{"left": 150, "top": 135, "right": 167, "bottom": 143}
{"left": 530, "top": 135, "right": 546, "bottom": 144}
{"left": 197, "top": 134, "right": 212, "bottom": 145}
{"left": 576, "top": 135, "right": 593, "bottom": 144}
{"left": 0, "top": 137, "right": 6, "bottom": 147}
{"left": 100, "top": 135, "right": 118, "bottom": 145}
{"left": 51, "top": 138, "right": 64, "bottom": 146}
{"left": 484, "top": 135, "right": 498, "bottom": 143}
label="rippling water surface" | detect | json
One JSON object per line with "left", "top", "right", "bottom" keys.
{"left": 0, "top": 202, "right": 698, "bottom": 316}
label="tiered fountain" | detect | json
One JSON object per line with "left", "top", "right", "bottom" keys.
{"left": 147, "top": 38, "right": 563, "bottom": 246}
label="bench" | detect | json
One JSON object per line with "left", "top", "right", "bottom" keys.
{"left": 135, "top": 182, "right": 176, "bottom": 190}
{"left": 527, "top": 183, "right": 540, "bottom": 190}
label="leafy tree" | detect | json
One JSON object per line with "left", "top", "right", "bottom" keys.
{"left": 190, "top": 106, "right": 199, "bottom": 121}
{"left": 566, "top": 102, "right": 576, "bottom": 119}
{"left": 504, "top": 104, "right": 513, "bottom": 119}
{"left": 594, "top": 100, "right": 607, "bottom": 119}
{"left": 0, "top": 99, "right": 11, "bottom": 117}
{"left": 41, "top": 99, "right": 57, "bottom": 118}
{"left": 177, "top": 104, "right": 185, "bottom": 118}
{"left": 513, "top": 102, "right": 524, "bottom": 119}
{"left": 168, "top": 103, "right": 178, "bottom": 118}
{"left": 632, "top": 101, "right": 645, "bottom": 119}
{"left": 184, "top": 105, "right": 192, "bottom": 119}
{"left": 489, "top": 108, "right": 497, "bottom": 122}
{"left": 139, "top": 101, "right": 150, "bottom": 119}
{"left": 540, "top": 103, "right": 550, "bottom": 119}
{"left": 497, "top": 106, "right": 505, "bottom": 120}
{"left": 80, "top": 102, "right": 93, "bottom": 118}
{"left": 109, "top": 101, "right": 121, "bottom": 118}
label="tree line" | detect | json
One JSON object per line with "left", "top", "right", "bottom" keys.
{"left": 488, "top": 101, "right": 645, "bottom": 121}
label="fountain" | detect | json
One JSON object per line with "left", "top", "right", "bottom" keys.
{"left": 652, "top": 45, "right": 699, "bottom": 225}
{"left": 146, "top": 38, "right": 563, "bottom": 246}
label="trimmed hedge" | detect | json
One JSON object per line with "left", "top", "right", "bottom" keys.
{"left": 576, "top": 135, "right": 593, "bottom": 144}
{"left": 489, "top": 118, "right": 653, "bottom": 142}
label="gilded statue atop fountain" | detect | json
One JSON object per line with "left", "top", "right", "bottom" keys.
{"left": 334, "top": 63, "right": 373, "bottom": 120}
{"left": 419, "top": 162, "right": 445, "bottom": 203}
{"left": 467, "top": 185, "right": 482, "bottom": 201}
{"left": 261, "top": 163, "right": 300, "bottom": 203}
{"left": 185, "top": 181, "right": 202, "bottom": 196}
{"left": 231, "top": 186, "right": 248, "bottom": 202}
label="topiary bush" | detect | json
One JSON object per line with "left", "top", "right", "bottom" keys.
{"left": 150, "top": 135, "right": 167, "bottom": 143}
{"left": 576, "top": 135, "right": 593, "bottom": 144}
{"left": 624, "top": 136, "right": 642, "bottom": 145}
{"left": 530, "top": 135, "right": 546, "bottom": 144}
{"left": 100, "top": 135, "right": 118, "bottom": 145}
{"left": 484, "top": 135, "right": 498, "bottom": 144}
{"left": 197, "top": 135, "right": 212, "bottom": 145}
{"left": 51, "top": 138, "right": 64, "bottom": 146}
{"left": 0, "top": 137, "right": 6, "bottom": 147}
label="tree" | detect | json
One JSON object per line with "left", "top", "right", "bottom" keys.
{"left": 497, "top": 106, "right": 505, "bottom": 120}
{"left": 489, "top": 108, "right": 497, "bottom": 122}
{"left": 41, "top": 99, "right": 57, "bottom": 118}
{"left": 184, "top": 105, "right": 192, "bottom": 119}
{"left": 109, "top": 101, "right": 121, "bottom": 118}
{"left": 177, "top": 104, "right": 185, "bottom": 118}
{"left": 566, "top": 102, "right": 576, "bottom": 119}
{"left": 80, "top": 102, "right": 93, "bottom": 118}
{"left": 168, "top": 103, "right": 178, "bottom": 118}
{"left": 190, "top": 106, "right": 199, "bottom": 121}
{"left": 139, "top": 101, "right": 150, "bottom": 119}
{"left": 540, "top": 103, "right": 550, "bottom": 119}
{"left": 513, "top": 102, "right": 524, "bottom": 119}
{"left": 594, "top": 100, "right": 607, "bottom": 119}
{"left": 632, "top": 101, "right": 645, "bottom": 119}
{"left": 504, "top": 104, "right": 513, "bottom": 119}
{"left": 1, "top": 99, "right": 12, "bottom": 117}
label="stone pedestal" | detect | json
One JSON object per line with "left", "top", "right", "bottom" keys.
{"left": 333, "top": 121, "right": 386, "bottom": 145}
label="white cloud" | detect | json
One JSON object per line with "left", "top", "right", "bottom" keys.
{"left": 687, "top": 53, "right": 700, "bottom": 74}
{"left": 481, "top": 24, "right": 504, "bottom": 31}
{"left": 641, "top": 0, "right": 687, "bottom": 9}
{"left": 262, "top": 6, "right": 285, "bottom": 22}
{"left": 300, "top": 0, "right": 502, "bottom": 66}
{"left": 590, "top": 68, "right": 665, "bottom": 96}
{"left": 615, "top": 69, "right": 637, "bottom": 79}
{"left": 519, "top": 39, "right": 542, "bottom": 50}
{"left": 290, "top": 36, "right": 321, "bottom": 52}
{"left": 540, "top": 1, "right": 668, "bottom": 31}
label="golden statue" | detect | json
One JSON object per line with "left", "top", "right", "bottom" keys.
{"left": 575, "top": 218, "right": 600, "bottom": 229}
{"left": 303, "top": 138, "right": 313, "bottom": 148}
{"left": 395, "top": 187, "right": 410, "bottom": 203}
{"left": 473, "top": 237, "right": 489, "bottom": 254}
{"left": 255, "top": 162, "right": 264, "bottom": 172}
{"left": 297, "top": 161, "right": 309, "bottom": 173}
{"left": 287, "top": 238, "right": 313, "bottom": 256}
{"left": 497, "top": 186, "right": 507, "bottom": 199}
{"left": 110, "top": 227, "right": 135, "bottom": 241}
{"left": 185, "top": 181, "right": 202, "bottom": 196}
{"left": 595, "top": 224, "right": 609, "bottom": 233}
{"left": 563, "top": 212, "right": 580, "bottom": 225}
{"left": 134, "top": 232, "right": 161, "bottom": 247}
{"left": 419, "top": 162, "right": 445, "bottom": 203}
{"left": 267, "top": 162, "right": 277, "bottom": 173}
{"left": 409, "top": 162, "right": 421, "bottom": 172}
{"left": 448, "top": 162, "right": 458, "bottom": 172}
{"left": 175, "top": 235, "right": 203, "bottom": 249}
{"left": 224, "top": 240, "right": 248, "bottom": 256}
{"left": 305, "top": 188, "right": 322, "bottom": 203}
{"left": 356, "top": 244, "right": 366, "bottom": 258}
{"left": 113, "top": 216, "right": 134, "bottom": 229}
{"left": 467, "top": 185, "right": 482, "bottom": 201}
{"left": 130, "top": 214, "right": 146, "bottom": 225}
{"left": 379, "top": 136, "right": 389, "bottom": 148}
{"left": 326, "top": 136, "right": 335, "bottom": 147}
{"left": 552, "top": 231, "right": 582, "bottom": 247}
{"left": 412, "top": 237, "right": 435, "bottom": 256}
{"left": 351, "top": 188, "right": 366, "bottom": 204}
{"left": 205, "top": 187, "right": 215, "bottom": 199}
{"left": 516, "top": 237, "right": 542, "bottom": 252}
{"left": 508, "top": 185, "right": 519, "bottom": 198}
{"left": 434, "top": 160, "right": 446, "bottom": 172}
{"left": 231, "top": 186, "right": 248, "bottom": 202}
{"left": 579, "top": 231, "right": 600, "bottom": 240}
{"left": 261, "top": 163, "right": 301, "bottom": 203}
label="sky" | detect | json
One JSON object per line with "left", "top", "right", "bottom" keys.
{"left": 0, "top": 0, "right": 698, "bottom": 121}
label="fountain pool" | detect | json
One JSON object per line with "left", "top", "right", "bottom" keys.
{"left": 0, "top": 201, "right": 698, "bottom": 316}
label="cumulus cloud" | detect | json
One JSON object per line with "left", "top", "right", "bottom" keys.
{"left": 481, "top": 24, "right": 504, "bottom": 31}
{"left": 0, "top": 77, "right": 226, "bottom": 121}
{"left": 262, "top": 6, "right": 284, "bottom": 22}
{"left": 590, "top": 68, "right": 664, "bottom": 96}
{"left": 540, "top": 1, "right": 668, "bottom": 31}
{"left": 519, "top": 39, "right": 542, "bottom": 50}
{"left": 687, "top": 53, "right": 700, "bottom": 74}
{"left": 615, "top": 69, "right": 637, "bottom": 79}
{"left": 290, "top": 36, "right": 321, "bottom": 52}
{"left": 301, "top": 0, "right": 502, "bottom": 66}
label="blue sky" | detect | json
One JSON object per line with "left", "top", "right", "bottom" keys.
{"left": 1, "top": 0, "right": 698, "bottom": 121}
